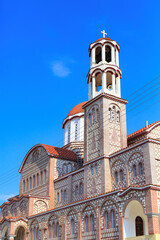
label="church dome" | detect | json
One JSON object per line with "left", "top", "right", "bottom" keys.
{"left": 67, "top": 102, "right": 87, "bottom": 117}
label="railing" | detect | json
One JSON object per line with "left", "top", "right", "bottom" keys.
{"left": 126, "top": 234, "right": 160, "bottom": 240}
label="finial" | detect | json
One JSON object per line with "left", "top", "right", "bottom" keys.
{"left": 101, "top": 30, "right": 107, "bottom": 38}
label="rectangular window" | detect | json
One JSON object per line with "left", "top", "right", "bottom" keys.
{"left": 41, "top": 171, "right": 43, "bottom": 185}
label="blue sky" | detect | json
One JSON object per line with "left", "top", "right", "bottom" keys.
{"left": 0, "top": 0, "right": 160, "bottom": 204}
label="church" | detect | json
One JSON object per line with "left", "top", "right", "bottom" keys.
{"left": 1, "top": 31, "right": 160, "bottom": 240}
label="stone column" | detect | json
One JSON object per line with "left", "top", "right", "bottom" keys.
{"left": 88, "top": 80, "right": 91, "bottom": 100}
{"left": 91, "top": 48, "right": 95, "bottom": 66}
{"left": 112, "top": 74, "right": 116, "bottom": 95}
{"left": 111, "top": 46, "right": 115, "bottom": 64}
{"left": 102, "top": 45, "right": 105, "bottom": 63}
{"left": 77, "top": 212, "right": 82, "bottom": 240}
{"left": 118, "top": 215, "right": 124, "bottom": 240}
{"left": 96, "top": 208, "right": 101, "bottom": 240}
{"left": 92, "top": 76, "right": 96, "bottom": 98}
{"left": 102, "top": 72, "right": 106, "bottom": 93}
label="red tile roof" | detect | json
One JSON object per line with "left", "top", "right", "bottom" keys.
{"left": 41, "top": 144, "right": 77, "bottom": 161}
{"left": 94, "top": 37, "right": 114, "bottom": 42}
{"left": 127, "top": 121, "right": 160, "bottom": 139}
{"left": 67, "top": 102, "right": 87, "bottom": 117}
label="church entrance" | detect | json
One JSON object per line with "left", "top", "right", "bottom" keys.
{"left": 136, "top": 216, "right": 144, "bottom": 236}
{"left": 4, "top": 231, "right": 8, "bottom": 240}
{"left": 15, "top": 226, "right": 25, "bottom": 240}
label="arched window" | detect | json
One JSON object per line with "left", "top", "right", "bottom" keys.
{"left": 68, "top": 126, "right": 71, "bottom": 143}
{"left": 30, "top": 177, "right": 32, "bottom": 190}
{"left": 95, "top": 46, "right": 102, "bottom": 64}
{"left": 120, "top": 169, "right": 124, "bottom": 182}
{"left": 61, "top": 190, "right": 63, "bottom": 201}
{"left": 41, "top": 171, "right": 43, "bottom": 185}
{"left": 108, "top": 108, "right": 111, "bottom": 120}
{"left": 71, "top": 219, "right": 75, "bottom": 235}
{"left": 75, "top": 185, "right": 78, "bottom": 196}
{"left": 111, "top": 107, "right": 115, "bottom": 121}
{"left": 96, "top": 109, "right": 99, "bottom": 121}
{"left": 49, "top": 224, "right": 51, "bottom": 238}
{"left": 44, "top": 169, "right": 47, "bottom": 184}
{"left": 111, "top": 210, "right": 115, "bottom": 228}
{"left": 68, "top": 163, "right": 72, "bottom": 173}
{"left": 92, "top": 109, "right": 95, "bottom": 124}
{"left": 136, "top": 216, "right": 144, "bottom": 236}
{"left": 115, "top": 171, "right": 118, "bottom": 184}
{"left": 33, "top": 175, "right": 35, "bottom": 188}
{"left": 105, "top": 46, "right": 111, "bottom": 62}
{"left": 89, "top": 113, "right": 92, "bottom": 126}
{"left": 36, "top": 228, "right": 39, "bottom": 240}
{"left": 75, "top": 122, "right": 78, "bottom": 140}
{"left": 138, "top": 162, "right": 143, "bottom": 175}
{"left": 23, "top": 180, "right": 25, "bottom": 193}
{"left": 63, "top": 163, "right": 67, "bottom": 174}
{"left": 57, "top": 192, "right": 59, "bottom": 202}
{"left": 34, "top": 227, "right": 36, "bottom": 240}
{"left": 52, "top": 223, "right": 55, "bottom": 238}
{"left": 26, "top": 179, "right": 28, "bottom": 191}
{"left": 104, "top": 211, "right": 109, "bottom": 229}
{"left": 37, "top": 174, "right": 39, "bottom": 187}
{"left": 64, "top": 189, "right": 67, "bottom": 201}
{"left": 56, "top": 223, "right": 59, "bottom": 237}
{"left": 133, "top": 164, "right": 137, "bottom": 177}
{"left": 91, "top": 165, "right": 94, "bottom": 175}
{"left": 90, "top": 215, "right": 94, "bottom": 232}
{"left": 85, "top": 216, "right": 89, "bottom": 232}
{"left": 95, "top": 163, "right": 98, "bottom": 173}
{"left": 79, "top": 182, "right": 83, "bottom": 195}
{"left": 116, "top": 111, "right": 120, "bottom": 122}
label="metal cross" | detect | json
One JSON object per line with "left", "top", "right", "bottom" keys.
{"left": 101, "top": 30, "right": 107, "bottom": 38}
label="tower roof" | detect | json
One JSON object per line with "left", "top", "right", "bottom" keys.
{"left": 67, "top": 102, "right": 87, "bottom": 117}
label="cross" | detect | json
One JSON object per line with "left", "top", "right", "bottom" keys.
{"left": 101, "top": 30, "right": 107, "bottom": 38}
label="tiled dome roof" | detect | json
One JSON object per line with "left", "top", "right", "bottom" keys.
{"left": 67, "top": 102, "right": 87, "bottom": 117}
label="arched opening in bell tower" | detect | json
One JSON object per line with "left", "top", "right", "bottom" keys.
{"left": 105, "top": 46, "right": 111, "bottom": 63}
{"left": 95, "top": 72, "right": 102, "bottom": 92}
{"left": 106, "top": 71, "right": 113, "bottom": 90}
{"left": 95, "top": 47, "right": 102, "bottom": 64}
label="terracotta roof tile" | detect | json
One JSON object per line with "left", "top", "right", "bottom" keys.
{"left": 41, "top": 144, "right": 77, "bottom": 161}
{"left": 127, "top": 121, "right": 160, "bottom": 139}
{"left": 67, "top": 102, "right": 87, "bottom": 117}
{"left": 94, "top": 37, "right": 114, "bottom": 42}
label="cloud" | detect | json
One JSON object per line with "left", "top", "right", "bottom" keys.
{"left": 0, "top": 193, "right": 16, "bottom": 201}
{"left": 51, "top": 61, "right": 71, "bottom": 78}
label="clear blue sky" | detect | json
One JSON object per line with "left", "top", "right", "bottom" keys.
{"left": 0, "top": 0, "right": 160, "bottom": 204}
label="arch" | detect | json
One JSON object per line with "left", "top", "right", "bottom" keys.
{"left": 124, "top": 200, "right": 148, "bottom": 238}
{"left": 67, "top": 209, "right": 78, "bottom": 236}
{"left": 15, "top": 226, "right": 26, "bottom": 240}
{"left": 95, "top": 46, "right": 102, "bottom": 64}
{"left": 105, "top": 45, "right": 111, "bottom": 62}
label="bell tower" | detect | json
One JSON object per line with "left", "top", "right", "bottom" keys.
{"left": 83, "top": 31, "right": 128, "bottom": 163}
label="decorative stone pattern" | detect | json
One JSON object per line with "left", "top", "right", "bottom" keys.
{"left": 33, "top": 200, "right": 48, "bottom": 215}
{"left": 54, "top": 158, "right": 77, "bottom": 179}
{"left": 148, "top": 125, "right": 160, "bottom": 140}
{"left": 67, "top": 210, "right": 78, "bottom": 236}
{"left": 72, "top": 171, "right": 84, "bottom": 202}
{"left": 111, "top": 159, "right": 127, "bottom": 190}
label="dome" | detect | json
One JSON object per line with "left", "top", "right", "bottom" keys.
{"left": 67, "top": 102, "right": 87, "bottom": 117}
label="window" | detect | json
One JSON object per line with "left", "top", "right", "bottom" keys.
{"left": 79, "top": 182, "right": 83, "bottom": 195}
{"left": 30, "top": 177, "right": 32, "bottom": 190}
{"left": 63, "top": 164, "right": 67, "bottom": 174}
{"left": 133, "top": 164, "right": 137, "bottom": 177}
{"left": 34, "top": 227, "right": 36, "bottom": 240}
{"left": 95, "top": 163, "right": 98, "bottom": 173}
{"left": 120, "top": 169, "right": 124, "bottom": 182}
{"left": 56, "top": 223, "right": 59, "bottom": 237}
{"left": 33, "top": 175, "right": 35, "bottom": 188}
{"left": 111, "top": 210, "right": 115, "bottom": 228}
{"left": 37, "top": 174, "right": 39, "bottom": 187}
{"left": 89, "top": 113, "right": 92, "bottom": 126}
{"left": 105, "top": 46, "right": 111, "bottom": 63}
{"left": 104, "top": 212, "right": 109, "bottom": 229}
{"left": 95, "top": 46, "right": 102, "bottom": 64}
{"left": 57, "top": 192, "right": 59, "bottom": 202}
{"left": 136, "top": 216, "right": 144, "bottom": 236}
{"left": 68, "top": 126, "right": 71, "bottom": 143}
{"left": 36, "top": 228, "right": 39, "bottom": 240}
{"left": 52, "top": 223, "right": 55, "bottom": 238}
{"left": 61, "top": 190, "right": 63, "bottom": 201}
{"left": 23, "top": 180, "right": 25, "bottom": 193}
{"left": 111, "top": 110, "right": 115, "bottom": 121}
{"left": 64, "top": 190, "right": 67, "bottom": 201}
{"left": 96, "top": 109, "right": 99, "bottom": 121}
{"left": 92, "top": 109, "right": 95, "bottom": 124}
{"left": 115, "top": 171, "right": 118, "bottom": 184}
{"left": 49, "top": 224, "right": 51, "bottom": 238}
{"left": 26, "top": 179, "right": 28, "bottom": 191}
{"left": 44, "top": 169, "right": 47, "bottom": 184}
{"left": 90, "top": 215, "right": 94, "bottom": 232}
{"left": 75, "top": 185, "right": 78, "bottom": 196}
{"left": 41, "top": 171, "right": 43, "bottom": 185}
{"left": 75, "top": 122, "right": 78, "bottom": 140}
{"left": 71, "top": 219, "right": 75, "bottom": 235}
{"left": 68, "top": 163, "right": 72, "bottom": 173}
{"left": 138, "top": 162, "right": 143, "bottom": 175}
{"left": 85, "top": 216, "right": 89, "bottom": 232}
{"left": 116, "top": 111, "right": 120, "bottom": 122}
{"left": 91, "top": 165, "right": 94, "bottom": 175}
